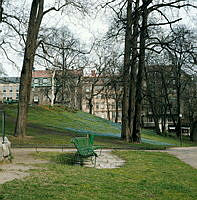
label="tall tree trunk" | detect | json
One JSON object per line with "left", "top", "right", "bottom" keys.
{"left": 121, "top": 0, "right": 133, "bottom": 139}
{"left": 61, "top": 45, "right": 65, "bottom": 103}
{"left": 176, "top": 63, "right": 181, "bottom": 137}
{"left": 114, "top": 86, "right": 118, "bottom": 123}
{"left": 105, "top": 92, "right": 110, "bottom": 121}
{"left": 88, "top": 84, "right": 94, "bottom": 114}
{"left": 88, "top": 99, "right": 93, "bottom": 114}
{"left": 161, "top": 71, "right": 176, "bottom": 127}
{"left": 133, "top": 0, "right": 149, "bottom": 143}
{"left": 14, "top": 0, "right": 44, "bottom": 137}
{"left": 128, "top": 0, "right": 139, "bottom": 142}
{"left": 0, "top": 0, "right": 3, "bottom": 23}
{"left": 115, "top": 99, "right": 119, "bottom": 123}
{"left": 76, "top": 75, "right": 83, "bottom": 110}
{"left": 51, "top": 70, "right": 56, "bottom": 106}
{"left": 190, "top": 119, "right": 197, "bottom": 142}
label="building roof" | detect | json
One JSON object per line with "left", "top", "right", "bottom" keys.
{"left": 32, "top": 70, "right": 53, "bottom": 78}
{"left": 32, "top": 69, "right": 83, "bottom": 78}
{"left": 0, "top": 77, "right": 20, "bottom": 83}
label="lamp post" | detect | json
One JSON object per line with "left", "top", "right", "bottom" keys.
{"left": 179, "top": 113, "right": 182, "bottom": 146}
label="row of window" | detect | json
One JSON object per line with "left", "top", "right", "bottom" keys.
{"left": 95, "top": 111, "right": 122, "bottom": 119}
{"left": 85, "top": 91, "right": 120, "bottom": 100}
{"left": 2, "top": 93, "right": 19, "bottom": 98}
{"left": 85, "top": 102, "right": 121, "bottom": 110}
{"left": 146, "top": 117, "right": 173, "bottom": 123}
{"left": 33, "top": 78, "right": 50, "bottom": 84}
{"left": 3, "top": 95, "right": 19, "bottom": 100}
{"left": 1, "top": 89, "right": 19, "bottom": 93}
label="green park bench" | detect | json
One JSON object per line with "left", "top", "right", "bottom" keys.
{"left": 71, "top": 135, "right": 102, "bottom": 166}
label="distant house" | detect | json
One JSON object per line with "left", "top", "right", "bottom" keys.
{"left": 0, "top": 77, "right": 20, "bottom": 103}
{"left": 82, "top": 71, "right": 123, "bottom": 123}
{"left": 31, "top": 69, "right": 83, "bottom": 108}
{"left": 31, "top": 70, "right": 53, "bottom": 104}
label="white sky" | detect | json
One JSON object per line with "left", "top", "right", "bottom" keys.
{"left": 0, "top": 0, "right": 197, "bottom": 77}
{"left": 0, "top": 0, "right": 110, "bottom": 76}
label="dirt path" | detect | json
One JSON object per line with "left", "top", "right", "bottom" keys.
{"left": 0, "top": 148, "right": 48, "bottom": 184}
{"left": 0, "top": 148, "right": 125, "bottom": 184}
{"left": 165, "top": 147, "right": 197, "bottom": 169}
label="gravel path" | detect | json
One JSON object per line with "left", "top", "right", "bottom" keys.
{"left": 165, "top": 147, "right": 197, "bottom": 169}
{"left": 0, "top": 148, "right": 125, "bottom": 184}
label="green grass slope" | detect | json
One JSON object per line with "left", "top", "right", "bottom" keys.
{"left": 1, "top": 104, "right": 196, "bottom": 148}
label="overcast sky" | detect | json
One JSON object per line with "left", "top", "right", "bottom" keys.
{"left": 0, "top": 0, "right": 196, "bottom": 77}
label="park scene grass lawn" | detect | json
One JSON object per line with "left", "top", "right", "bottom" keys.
{"left": 0, "top": 150, "right": 197, "bottom": 200}
{"left": 0, "top": 104, "right": 197, "bottom": 199}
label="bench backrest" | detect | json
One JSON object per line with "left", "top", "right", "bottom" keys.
{"left": 71, "top": 137, "right": 90, "bottom": 149}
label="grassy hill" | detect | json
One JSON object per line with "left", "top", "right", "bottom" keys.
{"left": 1, "top": 104, "right": 196, "bottom": 149}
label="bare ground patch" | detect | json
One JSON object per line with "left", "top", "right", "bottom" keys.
{"left": 0, "top": 148, "right": 125, "bottom": 184}
{"left": 0, "top": 148, "right": 48, "bottom": 184}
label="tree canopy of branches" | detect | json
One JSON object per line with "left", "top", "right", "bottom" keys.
{"left": 11, "top": 0, "right": 88, "bottom": 138}
{"left": 103, "top": 0, "right": 197, "bottom": 142}
{"left": 36, "top": 26, "right": 86, "bottom": 107}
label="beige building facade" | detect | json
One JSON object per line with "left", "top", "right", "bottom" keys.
{"left": 0, "top": 77, "right": 20, "bottom": 102}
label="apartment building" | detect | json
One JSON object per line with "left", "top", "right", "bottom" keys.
{"left": 30, "top": 69, "right": 83, "bottom": 108}
{"left": 82, "top": 72, "right": 123, "bottom": 122}
{"left": 0, "top": 77, "right": 20, "bottom": 102}
{"left": 31, "top": 70, "right": 53, "bottom": 104}
{"left": 1, "top": 66, "right": 194, "bottom": 133}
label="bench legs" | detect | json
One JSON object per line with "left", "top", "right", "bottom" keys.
{"left": 90, "top": 155, "right": 97, "bottom": 167}
{"left": 73, "top": 153, "right": 83, "bottom": 166}
{"left": 73, "top": 153, "right": 97, "bottom": 167}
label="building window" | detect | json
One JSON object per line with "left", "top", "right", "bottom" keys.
{"left": 118, "top": 111, "right": 122, "bottom": 118}
{"left": 118, "top": 101, "right": 122, "bottom": 108}
{"left": 101, "top": 94, "right": 105, "bottom": 99}
{"left": 96, "top": 94, "right": 101, "bottom": 99}
{"left": 3, "top": 86, "right": 7, "bottom": 92}
{"left": 100, "top": 103, "right": 105, "bottom": 109}
{"left": 34, "top": 79, "right": 39, "bottom": 84}
{"left": 85, "top": 87, "right": 90, "bottom": 92}
{"left": 111, "top": 103, "right": 115, "bottom": 109}
{"left": 95, "top": 85, "right": 102, "bottom": 90}
{"left": 147, "top": 117, "right": 153, "bottom": 122}
{"left": 168, "top": 118, "right": 173, "bottom": 122}
{"left": 96, "top": 103, "right": 99, "bottom": 109}
{"left": 15, "top": 85, "right": 19, "bottom": 92}
{"left": 112, "top": 111, "right": 116, "bottom": 119}
{"left": 33, "top": 96, "right": 39, "bottom": 102}
{"left": 43, "top": 78, "right": 48, "bottom": 84}
{"left": 86, "top": 103, "right": 89, "bottom": 109}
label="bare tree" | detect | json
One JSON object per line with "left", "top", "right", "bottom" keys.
{"left": 103, "top": 0, "right": 197, "bottom": 143}
{"left": 164, "top": 26, "right": 196, "bottom": 137}
{"left": 36, "top": 26, "right": 85, "bottom": 108}
{"left": 0, "top": 0, "right": 3, "bottom": 23}
{"left": 14, "top": 0, "right": 88, "bottom": 138}
{"left": 14, "top": 0, "right": 44, "bottom": 137}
